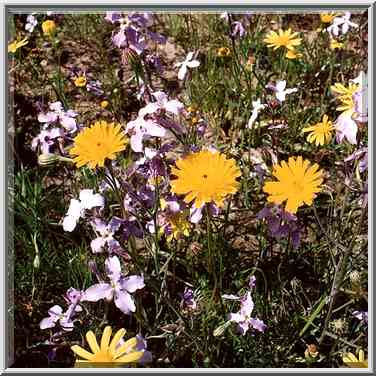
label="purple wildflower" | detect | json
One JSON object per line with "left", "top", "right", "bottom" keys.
{"left": 180, "top": 287, "right": 197, "bottom": 310}
{"left": 257, "top": 205, "right": 302, "bottom": 248}
{"left": 227, "top": 292, "right": 266, "bottom": 335}
{"left": 82, "top": 255, "right": 144, "bottom": 315}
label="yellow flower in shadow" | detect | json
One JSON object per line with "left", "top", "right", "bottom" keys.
{"left": 342, "top": 350, "right": 368, "bottom": 368}
{"left": 8, "top": 38, "right": 28, "bottom": 53}
{"left": 71, "top": 326, "right": 144, "bottom": 367}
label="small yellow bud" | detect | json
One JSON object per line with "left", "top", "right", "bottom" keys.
{"left": 74, "top": 76, "right": 87, "bottom": 87}
{"left": 42, "top": 20, "right": 56, "bottom": 36}
{"left": 100, "top": 100, "right": 109, "bottom": 109}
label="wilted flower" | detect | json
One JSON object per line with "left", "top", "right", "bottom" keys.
{"left": 305, "top": 344, "right": 319, "bottom": 360}
{"left": 330, "top": 318, "right": 348, "bottom": 334}
{"left": 175, "top": 51, "right": 200, "bottom": 80}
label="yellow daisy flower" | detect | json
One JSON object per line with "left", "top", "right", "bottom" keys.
{"left": 302, "top": 115, "right": 335, "bottom": 146}
{"left": 342, "top": 350, "right": 368, "bottom": 368}
{"left": 8, "top": 37, "right": 28, "bottom": 53}
{"left": 71, "top": 326, "right": 144, "bottom": 367}
{"left": 320, "top": 13, "right": 338, "bottom": 24}
{"left": 330, "top": 39, "right": 344, "bottom": 50}
{"left": 70, "top": 120, "right": 128, "bottom": 168}
{"left": 264, "top": 28, "right": 302, "bottom": 51}
{"left": 331, "top": 82, "right": 359, "bottom": 114}
{"left": 217, "top": 47, "right": 231, "bottom": 57}
{"left": 100, "top": 100, "right": 109, "bottom": 109}
{"left": 170, "top": 150, "right": 241, "bottom": 209}
{"left": 285, "top": 48, "right": 302, "bottom": 60}
{"left": 74, "top": 75, "right": 87, "bottom": 87}
{"left": 42, "top": 20, "right": 56, "bottom": 35}
{"left": 263, "top": 156, "right": 324, "bottom": 214}
{"left": 167, "top": 212, "right": 191, "bottom": 241}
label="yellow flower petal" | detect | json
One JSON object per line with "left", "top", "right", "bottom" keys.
{"left": 71, "top": 345, "right": 95, "bottom": 361}
{"left": 100, "top": 326, "right": 112, "bottom": 352}
{"left": 86, "top": 331, "right": 100, "bottom": 354}
{"left": 109, "top": 328, "right": 126, "bottom": 354}
{"left": 114, "top": 337, "right": 138, "bottom": 359}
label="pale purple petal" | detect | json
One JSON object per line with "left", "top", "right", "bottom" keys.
{"left": 144, "top": 120, "right": 166, "bottom": 138}
{"left": 240, "top": 292, "right": 254, "bottom": 317}
{"left": 48, "top": 305, "right": 63, "bottom": 317}
{"left": 40, "top": 317, "right": 58, "bottom": 330}
{"left": 83, "top": 283, "right": 113, "bottom": 302}
{"left": 164, "top": 99, "right": 184, "bottom": 115}
{"left": 249, "top": 317, "right": 267, "bottom": 333}
{"left": 114, "top": 289, "right": 136, "bottom": 314}
{"left": 189, "top": 206, "right": 203, "bottom": 223}
{"left": 90, "top": 237, "right": 106, "bottom": 253}
{"left": 335, "top": 112, "right": 358, "bottom": 145}
{"left": 229, "top": 313, "right": 244, "bottom": 323}
{"left": 105, "top": 255, "right": 122, "bottom": 281}
{"left": 139, "top": 102, "right": 160, "bottom": 117}
{"left": 66, "top": 199, "right": 83, "bottom": 219}
{"left": 62, "top": 215, "right": 78, "bottom": 232}
{"left": 238, "top": 321, "right": 250, "bottom": 335}
{"left": 178, "top": 64, "right": 188, "bottom": 80}
{"left": 60, "top": 115, "right": 77, "bottom": 133}
{"left": 121, "top": 275, "right": 145, "bottom": 293}
{"left": 79, "top": 190, "right": 105, "bottom": 209}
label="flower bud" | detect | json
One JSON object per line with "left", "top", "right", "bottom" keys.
{"left": 38, "top": 153, "right": 60, "bottom": 167}
{"left": 38, "top": 153, "right": 73, "bottom": 167}
{"left": 42, "top": 20, "right": 56, "bottom": 36}
{"left": 33, "top": 254, "right": 40, "bottom": 269}
{"left": 213, "top": 321, "right": 231, "bottom": 337}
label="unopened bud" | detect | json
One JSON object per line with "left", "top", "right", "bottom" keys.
{"left": 33, "top": 254, "right": 40, "bottom": 269}
{"left": 38, "top": 153, "right": 73, "bottom": 167}
{"left": 213, "top": 321, "right": 231, "bottom": 337}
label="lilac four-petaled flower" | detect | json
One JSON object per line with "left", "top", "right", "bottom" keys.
{"left": 222, "top": 276, "right": 266, "bottom": 336}
{"left": 83, "top": 255, "right": 145, "bottom": 315}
